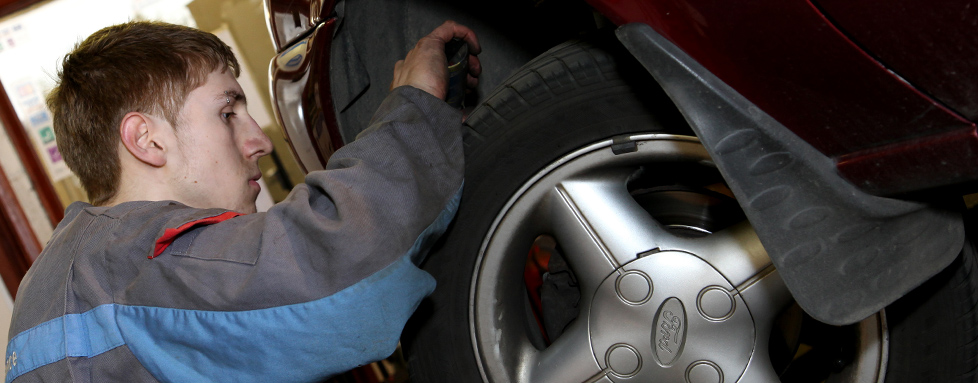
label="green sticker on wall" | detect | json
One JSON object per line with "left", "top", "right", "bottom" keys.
{"left": 39, "top": 126, "right": 54, "bottom": 144}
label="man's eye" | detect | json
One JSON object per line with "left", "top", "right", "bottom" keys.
{"left": 222, "top": 112, "right": 236, "bottom": 120}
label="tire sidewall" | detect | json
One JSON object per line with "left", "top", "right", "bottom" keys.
{"left": 404, "top": 36, "right": 688, "bottom": 382}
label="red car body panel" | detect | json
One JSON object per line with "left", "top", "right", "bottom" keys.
{"left": 587, "top": 0, "right": 978, "bottom": 195}
{"left": 267, "top": 0, "right": 344, "bottom": 170}
{"left": 835, "top": 127, "right": 978, "bottom": 194}
{"left": 817, "top": 0, "right": 978, "bottom": 121}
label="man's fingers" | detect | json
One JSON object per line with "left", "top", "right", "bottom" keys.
{"left": 452, "top": 23, "right": 481, "bottom": 55}
{"left": 426, "top": 20, "right": 481, "bottom": 55}
{"left": 468, "top": 55, "right": 482, "bottom": 78}
{"left": 390, "top": 20, "right": 480, "bottom": 100}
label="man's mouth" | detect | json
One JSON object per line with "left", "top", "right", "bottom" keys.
{"left": 249, "top": 174, "right": 262, "bottom": 190}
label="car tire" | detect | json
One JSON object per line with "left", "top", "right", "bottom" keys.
{"left": 402, "top": 33, "right": 978, "bottom": 383}
{"left": 403, "top": 33, "right": 688, "bottom": 382}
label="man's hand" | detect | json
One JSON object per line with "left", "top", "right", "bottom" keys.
{"left": 391, "top": 21, "right": 482, "bottom": 100}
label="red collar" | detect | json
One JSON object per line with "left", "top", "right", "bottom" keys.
{"left": 151, "top": 211, "right": 242, "bottom": 258}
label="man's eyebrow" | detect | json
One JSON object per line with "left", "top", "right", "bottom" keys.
{"left": 219, "top": 90, "right": 247, "bottom": 104}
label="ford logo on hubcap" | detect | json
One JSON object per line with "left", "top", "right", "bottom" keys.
{"left": 652, "top": 297, "right": 687, "bottom": 366}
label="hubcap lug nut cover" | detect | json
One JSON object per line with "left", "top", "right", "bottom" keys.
{"left": 605, "top": 344, "right": 642, "bottom": 377}
{"left": 616, "top": 271, "right": 653, "bottom": 305}
{"left": 697, "top": 286, "right": 736, "bottom": 321}
{"left": 686, "top": 361, "right": 723, "bottom": 383}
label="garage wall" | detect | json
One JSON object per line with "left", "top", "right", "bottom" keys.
{"left": 0, "top": 123, "right": 36, "bottom": 382}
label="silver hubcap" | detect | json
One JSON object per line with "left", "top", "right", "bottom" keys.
{"left": 469, "top": 134, "right": 886, "bottom": 383}
{"left": 590, "top": 250, "right": 755, "bottom": 382}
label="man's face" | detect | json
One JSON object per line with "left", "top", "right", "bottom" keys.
{"left": 165, "top": 69, "right": 273, "bottom": 214}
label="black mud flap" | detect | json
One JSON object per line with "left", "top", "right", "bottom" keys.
{"left": 615, "top": 23, "right": 964, "bottom": 325}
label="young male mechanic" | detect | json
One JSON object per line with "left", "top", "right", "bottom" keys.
{"left": 5, "top": 19, "right": 480, "bottom": 382}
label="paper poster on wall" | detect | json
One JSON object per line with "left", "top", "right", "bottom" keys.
{"left": 0, "top": 23, "right": 28, "bottom": 53}
{"left": 13, "top": 79, "right": 73, "bottom": 182}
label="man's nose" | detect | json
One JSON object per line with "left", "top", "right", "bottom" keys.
{"left": 245, "top": 119, "right": 274, "bottom": 159}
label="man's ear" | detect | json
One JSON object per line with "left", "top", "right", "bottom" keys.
{"left": 119, "top": 112, "right": 167, "bottom": 167}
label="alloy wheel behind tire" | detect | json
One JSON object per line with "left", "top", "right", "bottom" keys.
{"left": 404, "top": 33, "right": 686, "bottom": 382}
